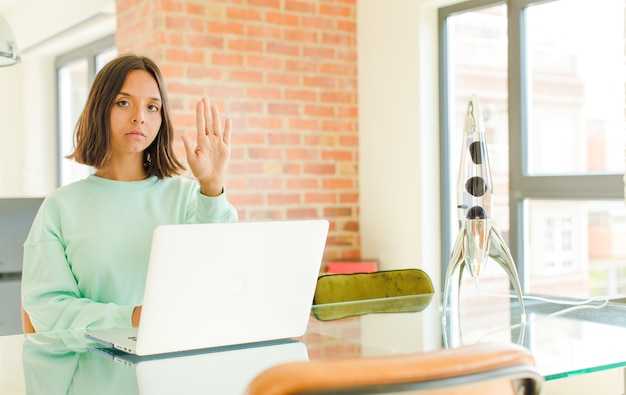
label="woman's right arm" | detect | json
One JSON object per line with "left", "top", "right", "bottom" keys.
{"left": 21, "top": 203, "right": 135, "bottom": 332}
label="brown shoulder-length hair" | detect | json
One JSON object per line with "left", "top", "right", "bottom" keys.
{"left": 67, "top": 53, "right": 185, "bottom": 178}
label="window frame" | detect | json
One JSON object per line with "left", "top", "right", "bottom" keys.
{"left": 55, "top": 35, "right": 116, "bottom": 187}
{"left": 438, "top": 0, "right": 624, "bottom": 291}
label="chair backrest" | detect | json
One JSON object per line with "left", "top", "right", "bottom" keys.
{"left": 243, "top": 342, "right": 543, "bottom": 395}
{"left": 314, "top": 269, "right": 434, "bottom": 304}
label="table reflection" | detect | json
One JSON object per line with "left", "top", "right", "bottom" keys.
{"left": 22, "top": 332, "right": 308, "bottom": 395}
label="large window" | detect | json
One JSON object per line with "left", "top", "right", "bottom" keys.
{"left": 56, "top": 36, "right": 116, "bottom": 186}
{"left": 439, "top": 0, "right": 625, "bottom": 298}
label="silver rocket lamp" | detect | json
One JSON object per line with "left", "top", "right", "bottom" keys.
{"left": 442, "top": 94, "right": 525, "bottom": 320}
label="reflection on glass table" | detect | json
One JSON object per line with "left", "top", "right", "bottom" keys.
{"left": 307, "top": 291, "right": 626, "bottom": 381}
{"left": 21, "top": 331, "right": 308, "bottom": 395}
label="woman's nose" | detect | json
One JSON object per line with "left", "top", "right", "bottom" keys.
{"left": 132, "top": 108, "right": 145, "bottom": 123}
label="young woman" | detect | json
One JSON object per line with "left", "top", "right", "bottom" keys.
{"left": 21, "top": 54, "right": 238, "bottom": 332}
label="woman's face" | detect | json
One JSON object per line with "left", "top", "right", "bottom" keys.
{"left": 109, "top": 69, "right": 162, "bottom": 158}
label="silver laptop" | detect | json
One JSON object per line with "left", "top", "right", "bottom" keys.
{"left": 85, "top": 219, "right": 329, "bottom": 356}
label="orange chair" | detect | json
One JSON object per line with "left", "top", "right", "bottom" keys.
{"left": 244, "top": 342, "right": 543, "bottom": 395}
{"left": 22, "top": 306, "right": 35, "bottom": 334}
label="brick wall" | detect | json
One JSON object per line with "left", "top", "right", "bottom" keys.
{"left": 115, "top": 0, "right": 359, "bottom": 265}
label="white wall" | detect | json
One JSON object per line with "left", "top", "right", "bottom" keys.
{"left": 0, "top": 0, "right": 115, "bottom": 197}
{"left": 357, "top": 0, "right": 446, "bottom": 289}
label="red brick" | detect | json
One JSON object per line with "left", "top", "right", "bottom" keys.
{"left": 284, "top": 29, "right": 318, "bottom": 43}
{"left": 167, "top": 81, "right": 205, "bottom": 96}
{"left": 338, "top": 135, "right": 358, "bottom": 146}
{"left": 320, "top": 3, "right": 352, "bottom": 18}
{"left": 337, "top": 19, "right": 356, "bottom": 33}
{"left": 268, "top": 193, "right": 302, "bottom": 205}
{"left": 320, "top": 62, "right": 355, "bottom": 75}
{"left": 185, "top": 2, "right": 206, "bottom": 15}
{"left": 247, "top": 117, "right": 283, "bottom": 129}
{"left": 249, "top": 177, "right": 285, "bottom": 189}
{"left": 248, "top": 0, "right": 281, "bottom": 8}
{"left": 247, "top": 55, "right": 282, "bottom": 70}
{"left": 322, "top": 119, "right": 355, "bottom": 133}
{"left": 303, "top": 46, "right": 335, "bottom": 60}
{"left": 165, "top": 49, "right": 206, "bottom": 64}
{"left": 287, "top": 208, "right": 319, "bottom": 218}
{"left": 322, "top": 150, "right": 353, "bottom": 161}
{"left": 324, "top": 207, "right": 353, "bottom": 217}
{"left": 165, "top": 16, "right": 205, "bottom": 32}
{"left": 285, "top": 59, "right": 318, "bottom": 72}
{"left": 268, "top": 103, "right": 300, "bottom": 115}
{"left": 226, "top": 7, "right": 263, "bottom": 21}
{"left": 322, "top": 32, "right": 354, "bottom": 46}
{"left": 247, "top": 86, "right": 282, "bottom": 100}
{"left": 228, "top": 39, "right": 264, "bottom": 52}
{"left": 338, "top": 106, "right": 358, "bottom": 117}
{"left": 245, "top": 25, "right": 282, "bottom": 39}
{"left": 212, "top": 53, "right": 244, "bottom": 66}
{"left": 268, "top": 133, "right": 301, "bottom": 145}
{"left": 285, "top": 89, "right": 318, "bottom": 102}
{"left": 305, "top": 192, "right": 337, "bottom": 204}
{"left": 229, "top": 70, "right": 264, "bottom": 83}
{"left": 229, "top": 193, "right": 264, "bottom": 205}
{"left": 160, "top": 0, "right": 184, "bottom": 13}
{"left": 322, "top": 178, "right": 354, "bottom": 189}
{"left": 187, "top": 34, "right": 224, "bottom": 49}
{"left": 228, "top": 162, "right": 266, "bottom": 174}
{"left": 304, "top": 105, "right": 335, "bottom": 117}
{"left": 267, "top": 41, "right": 301, "bottom": 57}
{"left": 207, "top": 21, "right": 245, "bottom": 35}
{"left": 287, "top": 178, "right": 319, "bottom": 189}
{"left": 340, "top": 193, "right": 358, "bottom": 204}
{"left": 248, "top": 147, "right": 283, "bottom": 159}
{"left": 304, "top": 163, "right": 335, "bottom": 175}
{"left": 289, "top": 118, "right": 319, "bottom": 131}
{"left": 229, "top": 101, "right": 264, "bottom": 113}
{"left": 265, "top": 11, "right": 300, "bottom": 26}
{"left": 301, "top": 15, "right": 335, "bottom": 30}
{"left": 248, "top": 210, "right": 285, "bottom": 220}
{"left": 186, "top": 66, "right": 222, "bottom": 80}
{"left": 285, "top": 148, "right": 318, "bottom": 160}
{"left": 285, "top": 0, "right": 317, "bottom": 13}
{"left": 267, "top": 73, "right": 301, "bottom": 86}
{"left": 303, "top": 75, "right": 335, "bottom": 89}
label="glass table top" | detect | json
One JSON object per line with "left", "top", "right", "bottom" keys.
{"left": 1, "top": 291, "right": 625, "bottom": 394}
{"left": 307, "top": 291, "right": 626, "bottom": 381}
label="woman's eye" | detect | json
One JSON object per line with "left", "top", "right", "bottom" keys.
{"left": 116, "top": 100, "right": 129, "bottom": 107}
{"left": 148, "top": 104, "right": 160, "bottom": 112}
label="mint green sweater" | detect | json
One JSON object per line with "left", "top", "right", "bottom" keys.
{"left": 22, "top": 175, "right": 238, "bottom": 332}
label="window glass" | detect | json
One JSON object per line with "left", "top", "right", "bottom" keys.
{"left": 445, "top": 5, "right": 510, "bottom": 245}
{"left": 58, "top": 59, "right": 91, "bottom": 186}
{"left": 526, "top": 199, "right": 626, "bottom": 298}
{"left": 526, "top": 0, "right": 625, "bottom": 175}
{"left": 56, "top": 39, "right": 116, "bottom": 186}
{"left": 96, "top": 48, "right": 117, "bottom": 70}
{"left": 440, "top": 0, "right": 625, "bottom": 298}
